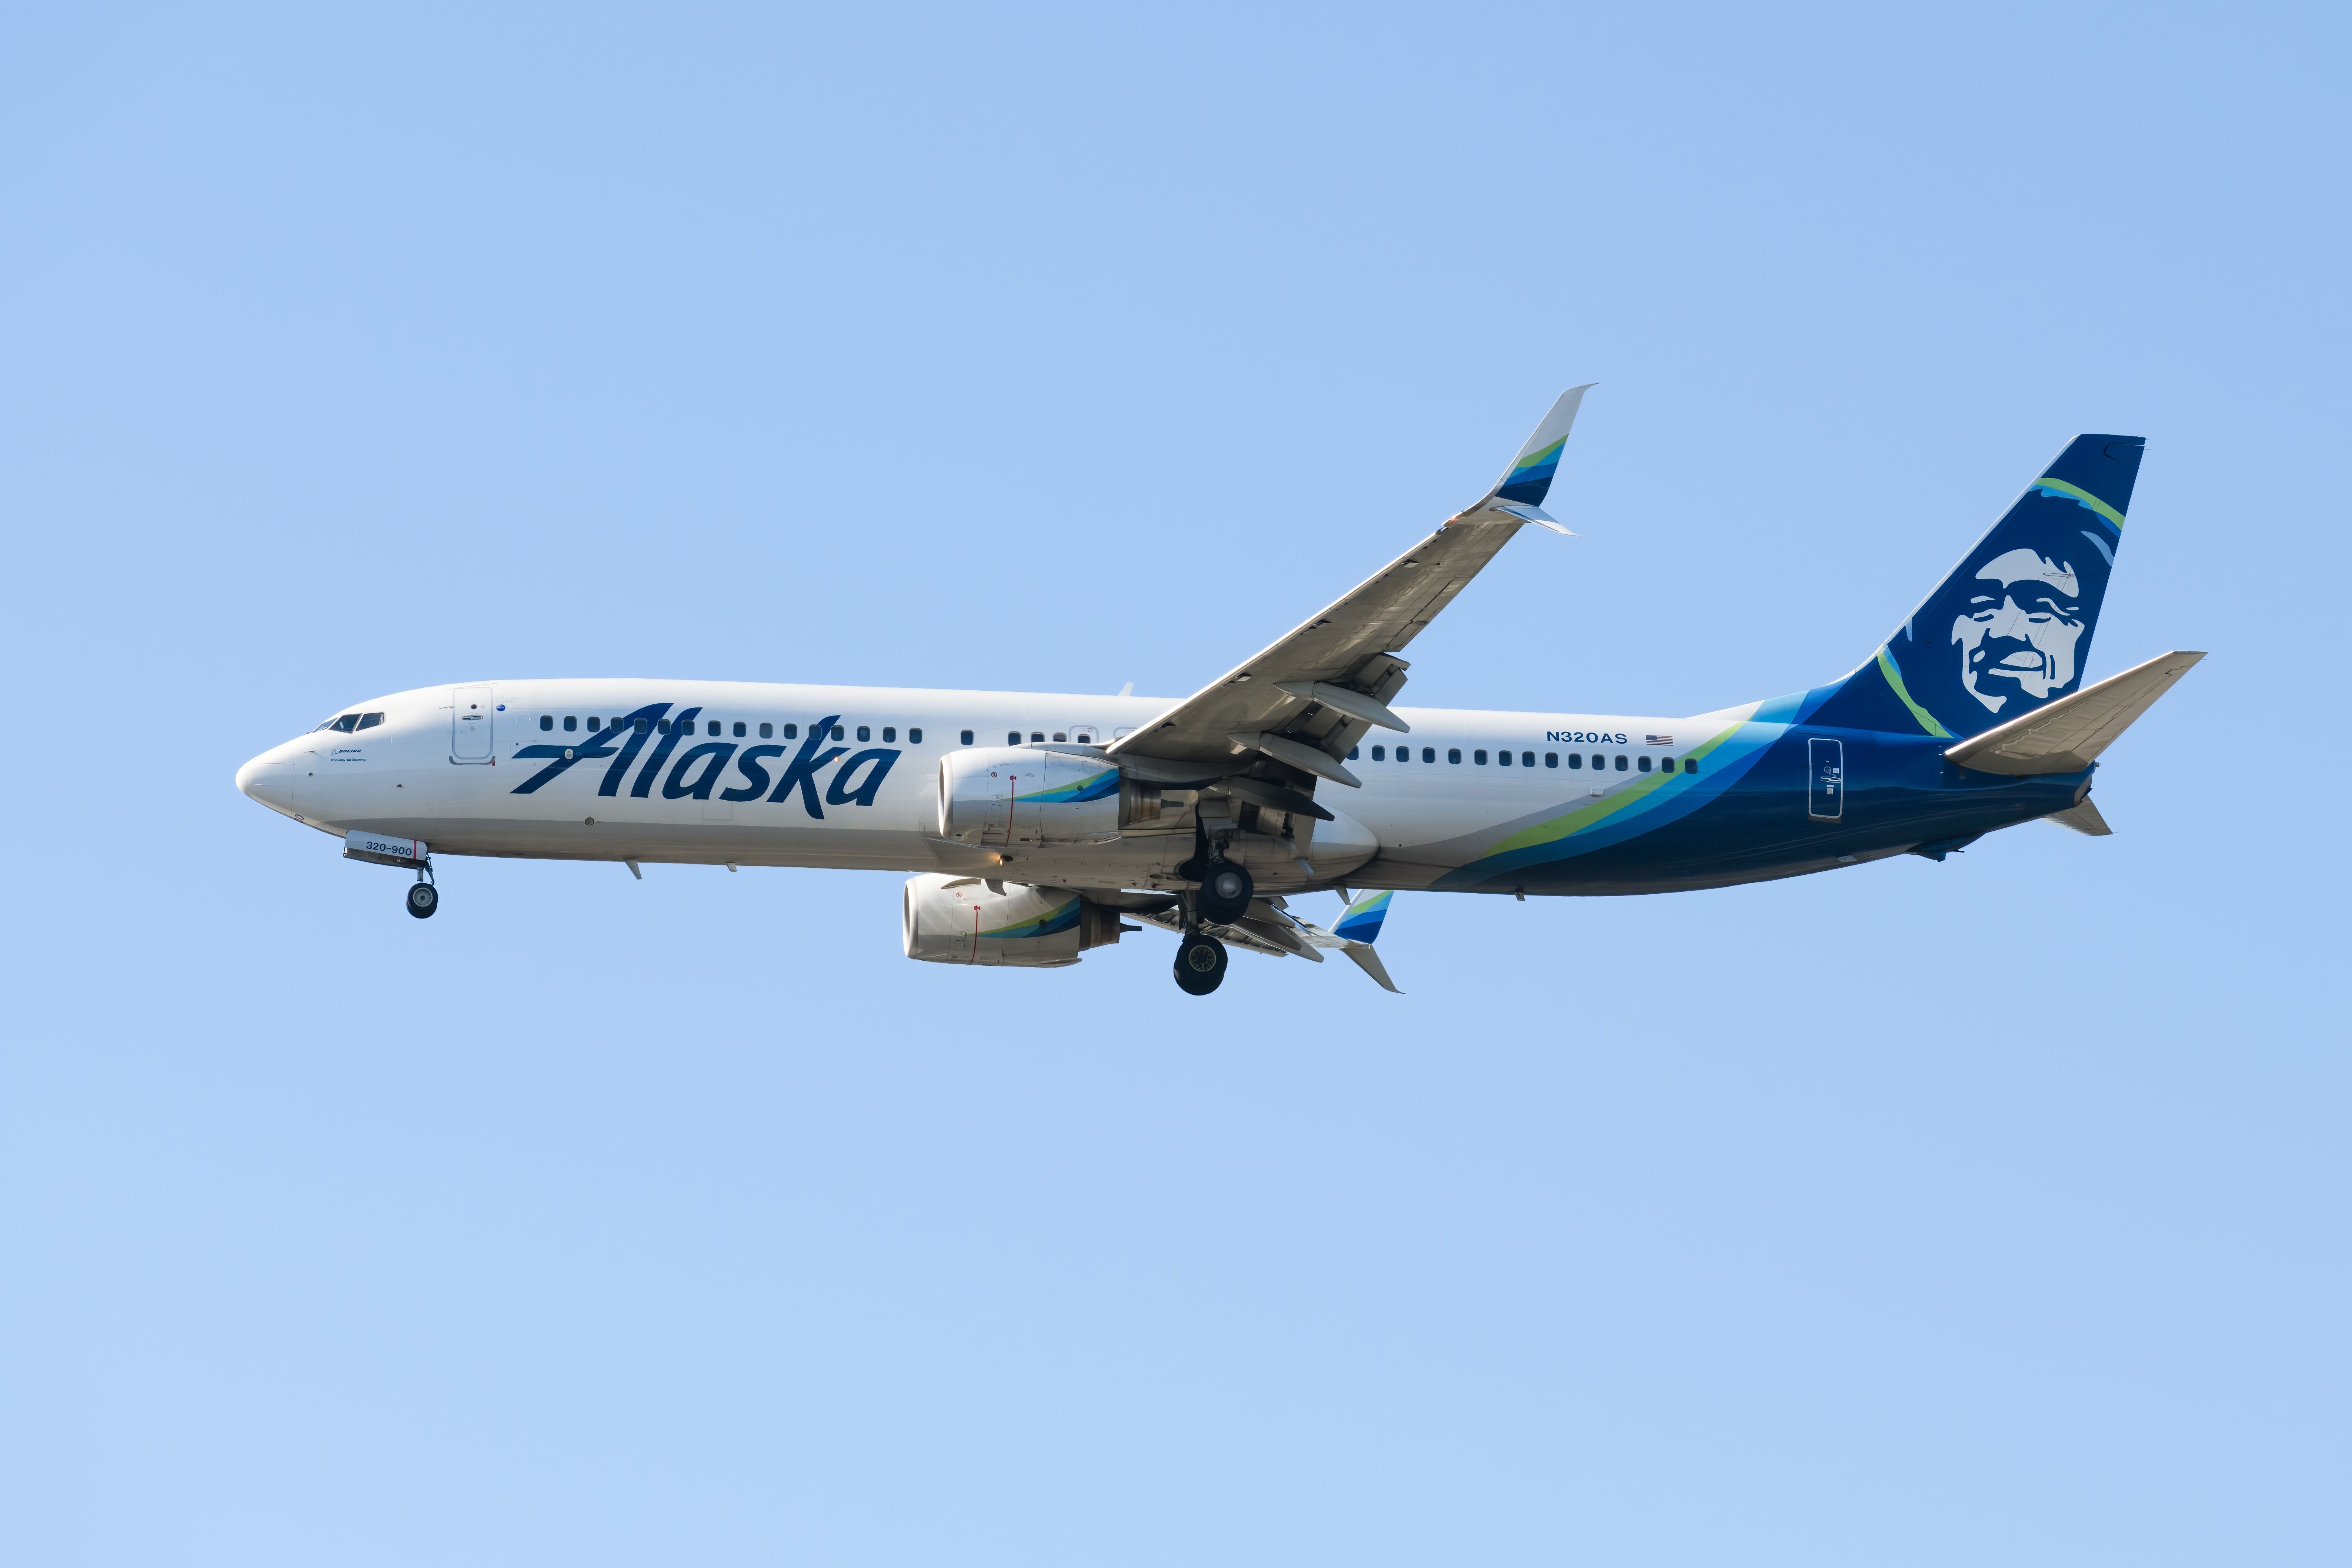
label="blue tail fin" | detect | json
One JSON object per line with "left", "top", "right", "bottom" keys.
{"left": 1803, "top": 435, "right": 2144, "bottom": 740}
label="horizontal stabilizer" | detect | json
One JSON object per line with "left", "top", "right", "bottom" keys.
{"left": 1945, "top": 650, "right": 2205, "bottom": 775}
{"left": 2044, "top": 799, "right": 2113, "bottom": 835}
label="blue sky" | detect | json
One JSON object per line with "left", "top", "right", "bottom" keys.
{"left": 3, "top": 4, "right": 2345, "bottom": 1564}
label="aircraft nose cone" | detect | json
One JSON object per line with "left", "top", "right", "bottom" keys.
{"left": 237, "top": 750, "right": 296, "bottom": 814}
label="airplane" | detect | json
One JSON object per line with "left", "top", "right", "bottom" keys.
{"left": 235, "top": 388, "right": 2201, "bottom": 995}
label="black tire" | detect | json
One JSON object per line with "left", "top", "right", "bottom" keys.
{"left": 406, "top": 881, "right": 439, "bottom": 919}
{"left": 1195, "top": 860, "right": 1254, "bottom": 923}
{"left": 1173, "top": 934, "right": 1228, "bottom": 995}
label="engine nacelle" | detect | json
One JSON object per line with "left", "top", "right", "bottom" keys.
{"left": 901, "top": 874, "right": 1127, "bottom": 967}
{"left": 936, "top": 747, "right": 1124, "bottom": 847}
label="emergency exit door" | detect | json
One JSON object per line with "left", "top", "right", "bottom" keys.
{"left": 452, "top": 686, "right": 494, "bottom": 762}
{"left": 1807, "top": 737, "right": 1844, "bottom": 820}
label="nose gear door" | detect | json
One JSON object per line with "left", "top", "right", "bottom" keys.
{"left": 452, "top": 686, "right": 495, "bottom": 762}
{"left": 1807, "top": 737, "right": 1844, "bottom": 820}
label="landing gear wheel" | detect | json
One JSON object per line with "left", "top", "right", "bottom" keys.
{"left": 1173, "top": 934, "right": 1228, "bottom": 995}
{"left": 406, "top": 881, "right": 440, "bottom": 919}
{"left": 1195, "top": 860, "right": 1254, "bottom": 924}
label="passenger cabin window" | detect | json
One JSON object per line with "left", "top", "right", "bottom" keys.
{"left": 1030, "top": 731, "right": 1044, "bottom": 742}
{"left": 1008, "top": 731, "right": 1021, "bottom": 744}
{"left": 358, "top": 713, "right": 384, "bottom": 730}
{"left": 1372, "top": 745, "right": 1386, "bottom": 761}
{"left": 1567, "top": 753, "right": 1581, "bottom": 769}
{"left": 1448, "top": 748, "right": 1462, "bottom": 764}
{"left": 1498, "top": 749, "right": 1511, "bottom": 765}
{"left": 857, "top": 725, "right": 871, "bottom": 742}
{"left": 962, "top": 730, "right": 975, "bottom": 745}
{"left": 733, "top": 721, "right": 747, "bottom": 737}
{"left": 759, "top": 722, "right": 773, "bottom": 739}
{"left": 1422, "top": 747, "right": 1435, "bottom": 763}
{"left": 1545, "top": 752, "right": 1559, "bottom": 768}
{"left": 588, "top": 717, "right": 601, "bottom": 730}
{"left": 1073, "top": 731, "right": 1092, "bottom": 743}
{"left": 634, "top": 718, "right": 650, "bottom": 734}
{"left": 909, "top": 727, "right": 923, "bottom": 744}
{"left": 540, "top": 715, "right": 554, "bottom": 731}
{"left": 832, "top": 725, "right": 845, "bottom": 741}
{"left": 882, "top": 727, "right": 896, "bottom": 742}
{"left": 1614, "top": 755, "right": 1628, "bottom": 771}
{"left": 1052, "top": 732, "right": 1067, "bottom": 742}
{"left": 1684, "top": 757, "right": 1699, "bottom": 774}
{"left": 565, "top": 715, "right": 579, "bottom": 731}
{"left": 1474, "top": 750, "right": 1488, "bottom": 765}
{"left": 708, "top": 720, "right": 721, "bottom": 737}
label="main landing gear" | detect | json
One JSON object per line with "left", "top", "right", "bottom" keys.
{"left": 1173, "top": 931, "right": 1228, "bottom": 995}
{"left": 1171, "top": 851, "right": 1250, "bottom": 995}
{"left": 1195, "top": 859, "right": 1253, "bottom": 924}
{"left": 406, "top": 864, "right": 439, "bottom": 919}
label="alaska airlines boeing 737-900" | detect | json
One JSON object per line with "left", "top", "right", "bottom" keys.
{"left": 235, "top": 389, "right": 2201, "bottom": 994}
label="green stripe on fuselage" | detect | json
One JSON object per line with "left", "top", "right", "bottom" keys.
{"left": 1482, "top": 722, "right": 1744, "bottom": 859}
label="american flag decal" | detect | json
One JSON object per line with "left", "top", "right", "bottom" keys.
{"left": 1646, "top": 734, "right": 1674, "bottom": 746}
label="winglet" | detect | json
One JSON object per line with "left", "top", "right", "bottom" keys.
{"left": 1451, "top": 385, "right": 1595, "bottom": 528}
{"left": 1297, "top": 890, "right": 1401, "bottom": 992}
{"left": 1333, "top": 889, "right": 1392, "bottom": 942}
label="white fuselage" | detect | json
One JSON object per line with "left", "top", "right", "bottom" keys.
{"left": 235, "top": 679, "right": 1698, "bottom": 893}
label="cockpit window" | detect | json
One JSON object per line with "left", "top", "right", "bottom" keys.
{"left": 357, "top": 713, "right": 384, "bottom": 730}
{"left": 328, "top": 714, "right": 360, "bottom": 733}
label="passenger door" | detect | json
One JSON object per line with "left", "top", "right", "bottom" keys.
{"left": 1807, "top": 737, "right": 1844, "bottom": 820}
{"left": 452, "top": 686, "right": 494, "bottom": 762}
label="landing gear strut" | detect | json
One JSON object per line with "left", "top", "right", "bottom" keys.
{"left": 406, "top": 863, "right": 439, "bottom": 919}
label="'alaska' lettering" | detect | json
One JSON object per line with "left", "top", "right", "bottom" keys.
{"left": 663, "top": 741, "right": 737, "bottom": 800}
{"left": 723, "top": 745, "right": 783, "bottom": 802}
{"left": 770, "top": 715, "right": 847, "bottom": 818}
{"left": 510, "top": 702, "right": 670, "bottom": 794}
{"left": 826, "top": 748, "right": 899, "bottom": 807}
{"left": 630, "top": 707, "right": 703, "bottom": 798}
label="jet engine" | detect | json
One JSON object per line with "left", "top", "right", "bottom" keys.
{"left": 902, "top": 874, "right": 1130, "bottom": 967}
{"left": 937, "top": 747, "right": 1131, "bottom": 847}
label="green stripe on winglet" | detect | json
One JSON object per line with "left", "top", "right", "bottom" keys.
{"left": 2032, "top": 475, "right": 2127, "bottom": 530}
{"left": 1877, "top": 646, "right": 1955, "bottom": 738}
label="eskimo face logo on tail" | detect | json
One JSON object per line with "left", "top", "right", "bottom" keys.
{"left": 1952, "top": 547, "right": 2086, "bottom": 713}
{"left": 1885, "top": 454, "right": 2129, "bottom": 738}
{"left": 511, "top": 707, "right": 897, "bottom": 818}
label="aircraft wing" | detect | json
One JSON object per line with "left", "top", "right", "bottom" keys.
{"left": 1106, "top": 388, "right": 1594, "bottom": 786}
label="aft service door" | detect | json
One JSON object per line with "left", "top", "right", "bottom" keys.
{"left": 452, "top": 686, "right": 494, "bottom": 762}
{"left": 1807, "top": 737, "right": 1844, "bottom": 820}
